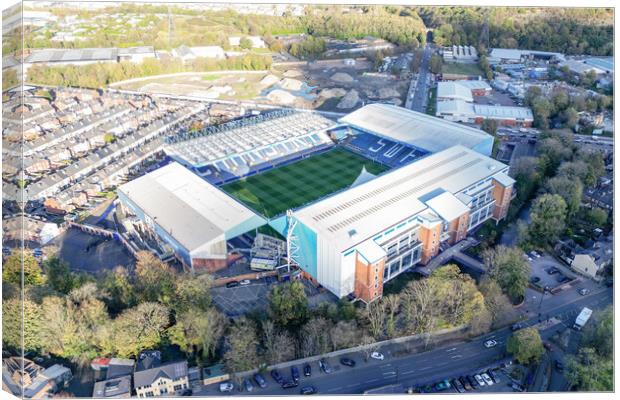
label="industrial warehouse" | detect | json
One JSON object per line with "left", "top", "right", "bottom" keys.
{"left": 117, "top": 104, "right": 514, "bottom": 302}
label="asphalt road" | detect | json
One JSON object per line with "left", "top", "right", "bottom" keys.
{"left": 406, "top": 45, "right": 433, "bottom": 112}
{"left": 196, "top": 286, "right": 612, "bottom": 396}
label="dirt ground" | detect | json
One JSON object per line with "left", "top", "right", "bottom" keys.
{"left": 117, "top": 58, "right": 410, "bottom": 112}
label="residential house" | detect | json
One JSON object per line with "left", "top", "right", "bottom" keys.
{"left": 134, "top": 361, "right": 189, "bottom": 398}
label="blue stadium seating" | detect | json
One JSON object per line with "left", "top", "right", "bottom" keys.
{"left": 345, "top": 131, "right": 428, "bottom": 169}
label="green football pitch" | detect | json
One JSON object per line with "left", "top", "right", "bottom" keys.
{"left": 221, "top": 148, "right": 389, "bottom": 218}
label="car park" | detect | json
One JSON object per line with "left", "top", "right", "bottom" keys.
{"left": 459, "top": 377, "right": 473, "bottom": 391}
{"left": 254, "top": 373, "right": 267, "bottom": 388}
{"left": 488, "top": 370, "right": 501, "bottom": 384}
{"left": 474, "top": 374, "right": 486, "bottom": 387}
{"left": 370, "top": 352, "right": 384, "bottom": 360}
{"left": 243, "top": 379, "right": 254, "bottom": 392}
{"left": 291, "top": 366, "right": 300, "bottom": 383}
{"left": 340, "top": 357, "right": 356, "bottom": 367}
{"left": 226, "top": 280, "right": 240, "bottom": 288}
{"left": 271, "top": 369, "right": 284, "bottom": 384}
{"left": 578, "top": 288, "right": 590, "bottom": 296}
{"left": 282, "top": 381, "right": 298, "bottom": 389}
{"left": 484, "top": 339, "right": 498, "bottom": 348}
{"left": 303, "top": 363, "right": 312, "bottom": 376}
{"left": 546, "top": 267, "right": 560, "bottom": 275}
{"left": 559, "top": 276, "right": 571, "bottom": 283}
{"left": 319, "top": 359, "right": 333, "bottom": 374}
{"left": 481, "top": 373, "right": 494, "bottom": 386}
{"left": 219, "top": 382, "right": 234, "bottom": 392}
{"left": 300, "top": 386, "right": 317, "bottom": 395}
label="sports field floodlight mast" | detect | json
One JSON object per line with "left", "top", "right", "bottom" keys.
{"left": 285, "top": 209, "right": 300, "bottom": 273}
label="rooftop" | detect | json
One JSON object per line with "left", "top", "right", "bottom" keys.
{"left": 92, "top": 376, "right": 132, "bottom": 398}
{"left": 118, "top": 162, "right": 266, "bottom": 253}
{"left": 134, "top": 361, "right": 188, "bottom": 389}
{"left": 293, "top": 145, "right": 509, "bottom": 251}
{"left": 339, "top": 104, "right": 492, "bottom": 154}
{"left": 26, "top": 48, "right": 118, "bottom": 63}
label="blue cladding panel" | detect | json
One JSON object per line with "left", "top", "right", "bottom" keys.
{"left": 268, "top": 216, "right": 317, "bottom": 278}
{"left": 226, "top": 214, "right": 268, "bottom": 240}
{"left": 472, "top": 136, "right": 494, "bottom": 157}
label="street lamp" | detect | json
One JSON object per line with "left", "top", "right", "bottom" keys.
{"left": 537, "top": 287, "right": 548, "bottom": 322}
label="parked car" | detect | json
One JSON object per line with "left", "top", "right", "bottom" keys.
{"left": 434, "top": 379, "right": 451, "bottom": 391}
{"left": 271, "top": 369, "right": 284, "bottom": 384}
{"left": 451, "top": 379, "right": 466, "bottom": 393}
{"left": 474, "top": 374, "right": 486, "bottom": 386}
{"left": 484, "top": 339, "right": 498, "bottom": 348}
{"left": 459, "top": 376, "right": 473, "bottom": 391}
{"left": 546, "top": 267, "right": 560, "bottom": 275}
{"left": 370, "top": 352, "right": 384, "bottom": 360}
{"left": 291, "top": 366, "right": 300, "bottom": 383}
{"left": 511, "top": 323, "right": 524, "bottom": 331}
{"left": 578, "top": 288, "right": 590, "bottom": 296}
{"left": 240, "top": 279, "right": 251, "bottom": 286}
{"left": 281, "top": 381, "right": 298, "bottom": 389}
{"left": 420, "top": 385, "right": 435, "bottom": 393}
{"left": 340, "top": 357, "right": 356, "bottom": 367}
{"left": 530, "top": 251, "right": 540, "bottom": 258}
{"left": 303, "top": 363, "right": 311, "bottom": 377}
{"left": 219, "top": 382, "right": 234, "bottom": 393}
{"left": 555, "top": 361, "right": 564, "bottom": 371}
{"left": 556, "top": 274, "right": 566, "bottom": 282}
{"left": 543, "top": 341, "right": 553, "bottom": 351}
{"left": 319, "top": 359, "right": 332, "bottom": 374}
{"left": 530, "top": 276, "right": 541, "bottom": 283}
{"left": 559, "top": 276, "right": 571, "bottom": 283}
{"left": 467, "top": 375, "right": 479, "bottom": 389}
{"left": 488, "top": 369, "right": 501, "bottom": 384}
{"left": 226, "top": 281, "right": 240, "bottom": 288}
{"left": 300, "top": 386, "right": 317, "bottom": 395}
{"left": 243, "top": 379, "right": 254, "bottom": 392}
{"left": 511, "top": 383, "right": 525, "bottom": 392}
{"left": 481, "top": 373, "right": 494, "bottom": 386}
{"left": 254, "top": 373, "right": 267, "bottom": 388}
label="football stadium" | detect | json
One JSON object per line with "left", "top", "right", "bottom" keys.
{"left": 118, "top": 104, "right": 514, "bottom": 303}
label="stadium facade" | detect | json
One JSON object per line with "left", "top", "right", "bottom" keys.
{"left": 118, "top": 104, "right": 514, "bottom": 302}
{"left": 271, "top": 145, "right": 514, "bottom": 302}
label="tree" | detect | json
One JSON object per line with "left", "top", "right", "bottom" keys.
{"left": 478, "top": 278, "right": 513, "bottom": 327}
{"left": 100, "top": 266, "right": 135, "bottom": 314}
{"left": 383, "top": 294, "right": 400, "bottom": 338}
{"left": 581, "top": 305, "right": 613, "bottom": 358}
{"left": 329, "top": 320, "right": 361, "bottom": 351}
{"left": 260, "top": 320, "right": 296, "bottom": 365}
{"left": 544, "top": 175, "right": 583, "bottom": 218}
{"left": 529, "top": 194, "right": 568, "bottom": 246}
{"left": 174, "top": 273, "right": 213, "bottom": 313}
{"left": 3, "top": 251, "right": 44, "bottom": 286}
{"left": 481, "top": 118, "right": 498, "bottom": 136}
{"left": 363, "top": 301, "right": 385, "bottom": 339}
{"left": 483, "top": 246, "right": 531, "bottom": 302}
{"left": 584, "top": 207, "right": 608, "bottom": 227}
{"left": 429, "top": 54, "right": 443, "bottom": 74}
{"left": 267, "top": 281, "right": 308, "bottom": 330}
{"left": 565, "top": 347, "right": 613, "bottom": 391}
{"left": 507, "top": 327, "right": 544, "bottom": 365}
{"left": 360, "top": 335, "right": 380, "bottom": 362}
{"left": 224, "top": 317, "right": 260, "bottom": 375}
{"left": 298, "top": 317, "right": 331, "bottom": 357}
{"left": 169, "top": 307, "right": 226, "bottom": 361}
{"left": 111, "top": 302, "right": 170, "bottom": 358}
{"left": 134, "top": 251, "right": 176, "bottom": 304}
{"left": 43, "top": 255, "right": 75, "bottom": 294}
{"left": 2, "top": 297, "right": 42, "bottom": 353}
{"left": 239, "top": 37, "right": 253, "bottom": 50}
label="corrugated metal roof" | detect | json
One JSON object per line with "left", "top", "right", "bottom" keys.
{"left": 437, "top": 81, "right": 473, "bottom": 102}
{"left": 26, "top": 48, "right": 118, "bottom": 63}
{"left": 293, "top": 145, "right": 509, "bottom": 251}
{"left": 118, "top": 162, "right": 265, "bottom": 253}
{"left": 424, "top": 191, "right": 470, "bottom": 222}
{"left": 339, "top": 104, "right": 492, "bottom": 154}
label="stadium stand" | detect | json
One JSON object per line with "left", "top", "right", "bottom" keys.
{"left": 164, "top": 110, "right": 336, "bottom": 185}
{"left": 344, "top": 130, "right": 428, "bottom": 169}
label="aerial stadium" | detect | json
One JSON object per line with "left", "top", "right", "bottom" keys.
{"left": 118, "top": 103, "right": 513, "bottom": 303}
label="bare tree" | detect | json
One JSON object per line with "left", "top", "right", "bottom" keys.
{"left": 364, "top": 301, "right": 385, "bottom": 339}
{"left": 359, "top": 335, "right": 380, "bottom": 362}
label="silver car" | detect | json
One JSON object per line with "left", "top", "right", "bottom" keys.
{"left": 481, "top": 373, "right": 494, "bottom": 386}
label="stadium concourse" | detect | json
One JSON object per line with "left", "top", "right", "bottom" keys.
{"left": 117, "top": 104, "right": 513, "bottom": 302}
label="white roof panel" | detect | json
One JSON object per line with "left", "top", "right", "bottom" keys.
{"left": 118, "top": 162, "right": 265, "bottom": 252}
{"left": 339, "top": 104, "right": 492, "bottom": 153}
{"left": 293, "top": 145, "right": 509, "bottom": 252}
{"left": 424, "top": 191, "right": 470, "bottom": 222}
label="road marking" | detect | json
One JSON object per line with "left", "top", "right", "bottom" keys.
{"left": 402, "top": 370, "right": 416, "bottom": 375}
{"left": 367, "top": 379, "right": 380, "bottom": 383}
{"left": 451, "top": 355, "right": 463, "bottom": 359}
{"left": 446, "top": 347, "right": 457, "bottom": 352}
{"left": 346, "top": 383, "right": 358, "bottom": 388}
{"left": 419, "top": 366, "right": 432, "bottom": 371}
{"left": 327, "top": 387, "right": 343, "bottom": 392}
